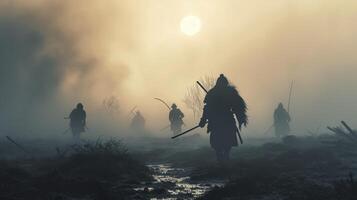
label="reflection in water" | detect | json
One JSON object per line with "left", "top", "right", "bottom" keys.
{"left": 140, "top": 164, "right": 225, "bottom": 200}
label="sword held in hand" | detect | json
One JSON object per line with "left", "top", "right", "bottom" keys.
{"left": 171, "top": 125, "right": 200, "bottom": 139}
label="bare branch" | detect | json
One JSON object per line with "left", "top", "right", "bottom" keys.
{"left": 103, "top": 95, "right": 120, "bottom": 118}
{"left": 183, "top": 75, "right": 215, "bottom": 120}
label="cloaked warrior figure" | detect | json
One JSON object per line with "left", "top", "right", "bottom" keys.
{"left": 169, "top": 103, "right": 185, "bottom": 135}
{"left": 69, "top": 103, "right": 86, "bottom": 143}
{"left": 199, "top": 74, "right": 248, "bottom": 161}
{"left": 130, "top": 111, "right": 146, "bottom": 131}
{"left": 273, "top": 103, "right": 291, "bottom": 137}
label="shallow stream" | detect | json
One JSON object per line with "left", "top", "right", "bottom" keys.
{"left": 135, "top": 164, "right": 225, "bottom": 200}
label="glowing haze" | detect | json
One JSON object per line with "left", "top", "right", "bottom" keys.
{"left": 0, "top": 0, "right": 357, "bottom": 137}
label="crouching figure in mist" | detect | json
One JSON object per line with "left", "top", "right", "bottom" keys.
{"left": 69, "top": 103, "right": 87, "bottom": 143}
{"left": 199, "top": 74, "right": 248, "bottom": 161}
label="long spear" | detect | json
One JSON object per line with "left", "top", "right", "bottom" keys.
{"left": 196, "top": 81, "right": 208, "bottom": 93}
{"left": 287, "top": 80, "right": 294, "bottom": 113}
{"left": 6, "top": 136, "right": 29, "bottom": 154}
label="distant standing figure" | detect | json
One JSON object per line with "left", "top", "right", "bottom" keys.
{"left": 131, "top": 111, "right": 145, "bottom": 131}
{"left": 199, "top": 74, "right": 248, "bottom": 161}
{"left": 169, "top": 104, "right": 184, "bottom": 135}
{"left": 274, "top": 103, "right": 291, "bottom": 137}
{"left": 69, "top": 103, "right": 86, "bottom": 143}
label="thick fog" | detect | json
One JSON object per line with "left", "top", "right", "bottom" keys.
{"left": 0, "top": 0, "right": 356, "bottom": 138}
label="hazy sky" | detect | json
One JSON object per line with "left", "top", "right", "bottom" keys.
{"left": 0, "top": 0, "right": 356, "bottom": 136}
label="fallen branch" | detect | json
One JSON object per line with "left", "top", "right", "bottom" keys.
{"left": 341, "top": 121, "right": 357, "bottom": 136}
{"left": 327, "top": 121, "right": 357, "bottom": 142}
{"left": 6, "top": 136, "right": 29, "bottom": 154}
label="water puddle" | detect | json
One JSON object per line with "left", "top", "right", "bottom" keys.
{"left": 135, "top": 164, "right": 225, "bottom": 200}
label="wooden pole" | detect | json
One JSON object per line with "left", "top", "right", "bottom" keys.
{"left": 287, "top": 80, "right": 294, "bottom": 113}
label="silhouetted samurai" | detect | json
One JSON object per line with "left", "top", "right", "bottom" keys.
{"left": 199, "top": 74, "right": 248, "bottom": 161}
{"left": 69, "top": 103, "right": 86, "bottom": 143}
{"left": 169, "top": 103, "right": 184, "bottom": 135}
{"left": 130, "top": 111, "right": 145, "bottom": 131}
{"left": 274, "top": 103, "right": 291, "bottom": 137}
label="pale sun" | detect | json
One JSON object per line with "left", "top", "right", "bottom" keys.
{"left": 180, "top": 16, "right": 201, "bottom": 36}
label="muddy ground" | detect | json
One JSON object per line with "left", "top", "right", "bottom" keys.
{"left": 0, "top": 133, "right": 357, "bottom": 200}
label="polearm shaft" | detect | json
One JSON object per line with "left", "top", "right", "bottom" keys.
{"left": 171, "top": 125, "right": 200, "bottom": 139}
{"left": 287, "top": 80, "right": 294, "bottom": 113}
{"left": 196, "top": 81, "right": 208, "bottom": 93}
{"left": 6, "top": 136, "right": 29, "bottom": 153}
{"left": 236, "top": 127, "right": 244, "bottom": 144}
{"left": 264, "top": 124, "right": 274, "bottom": 135}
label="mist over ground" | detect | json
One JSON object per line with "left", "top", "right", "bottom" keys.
{"left": 0, "top": 0, "right": 356, "bottom": 138}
